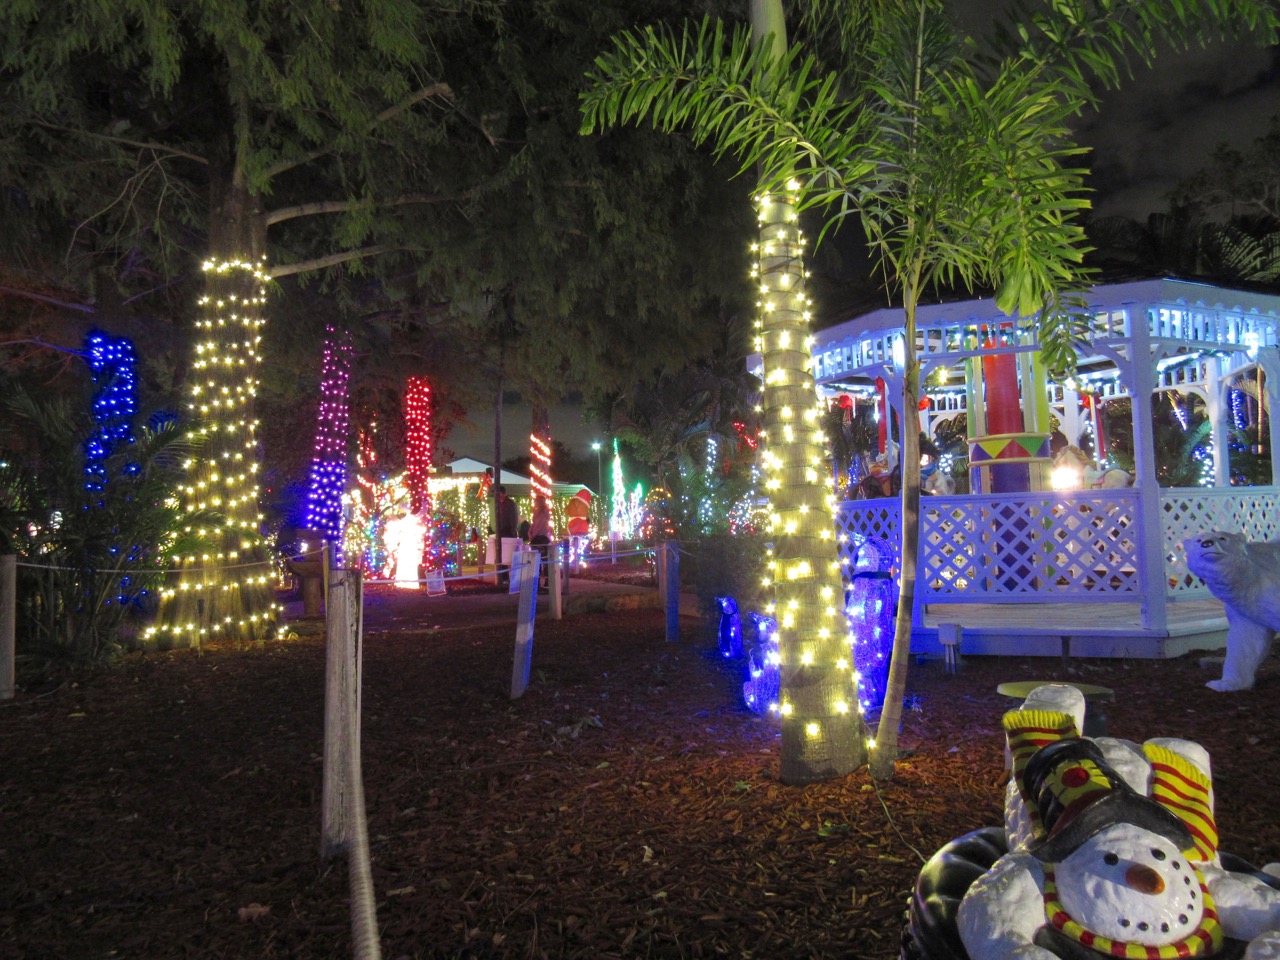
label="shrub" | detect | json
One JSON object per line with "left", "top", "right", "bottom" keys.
{"left": 0, "top": 387, "right": 215, "bottom": 670}
{"left": 680, "top": 531, "right": 768, "bottom": 644}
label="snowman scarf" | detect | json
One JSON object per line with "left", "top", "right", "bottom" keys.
{"left": 1039, "top": 865, "right": 1225, "bottom": 959}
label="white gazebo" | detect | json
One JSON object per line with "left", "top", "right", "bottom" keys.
{"left": 810, "top": 278, "right": 1280, "bottom": 658}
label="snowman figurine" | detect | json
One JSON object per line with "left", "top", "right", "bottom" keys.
{"left": 955, "top": 685, "right": 1280, "bottom": 960}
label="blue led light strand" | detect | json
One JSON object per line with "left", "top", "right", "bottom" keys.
{"left": 83, "top": 331, "right": 138, "bottom": 493}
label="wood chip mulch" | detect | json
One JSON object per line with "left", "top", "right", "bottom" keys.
{"left": 2, "top": 600, "right": 1277, "bottom": 960}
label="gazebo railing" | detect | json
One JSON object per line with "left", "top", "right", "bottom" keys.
{"left": 837, "top": 485, "right": 1280, "bottom": 608}
{"left": 1159, "top": 486, "right": 1280, "bottom": 597}
{"left": 836, "top": 491, "right": 1143, "bottom": 604}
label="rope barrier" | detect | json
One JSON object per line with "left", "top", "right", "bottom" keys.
{"left": 15, "top": 556, "right": 281, "bottom": 574}
{"left": 347, "top": 720, "right": 381, "bottom": 960}
{"left": 7, "top": 540, "right": 682, "bottom": 580}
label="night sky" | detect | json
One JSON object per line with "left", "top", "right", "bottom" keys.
{"left": 949, "top": 0, "right": 1280, "bottom": 219}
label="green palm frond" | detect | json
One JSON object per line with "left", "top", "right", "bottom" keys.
{"left": 581, "top": 16, "right": 873, "bottom": 211}
{"left": 1201, "top": 223, "right": 1280, "bottom": 282}
{"left": 992, "top": 0, "right": 1278, "bottom": 104}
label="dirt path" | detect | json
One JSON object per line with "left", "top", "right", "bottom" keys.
{"left": 2, "top": 602, "right": 1277, "bottom": 959}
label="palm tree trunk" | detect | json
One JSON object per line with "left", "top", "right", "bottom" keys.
{"left": 752, "top": 0, "right": 866, "bottom": 783}
{"left": 870, "top": 283, "right": 923, "bottom": 780}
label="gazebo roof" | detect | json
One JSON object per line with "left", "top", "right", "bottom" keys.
{"left": 801, "top": 278, "right": 1280, "bottom": 391}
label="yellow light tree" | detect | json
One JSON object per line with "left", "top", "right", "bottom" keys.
{"left": 754, "top": 174, "right": 869, "bottom": 781}
{"left": 143, "top": 249, "right": 279, "bottom": 647}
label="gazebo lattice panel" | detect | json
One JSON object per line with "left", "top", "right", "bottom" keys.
{"left": 834, "top": 500, "right": 901, "bottom": 572}
{"left": 1160, "top": 487, "right": 1280, "bottom": 595}
{"left": 918, "top": 492, "right": 1140, "bottom": 601}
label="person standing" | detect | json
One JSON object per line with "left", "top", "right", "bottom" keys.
{"left": 495, "top": 486, "right": 520, "bottom": 586}
{"left": 528, "top": 495, "right": 552, "bottom": 590}
{"left": 496, "top": 486, "right": 519, "bottom": 539}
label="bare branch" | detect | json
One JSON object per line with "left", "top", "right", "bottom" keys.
{"left": 33, "top": 121, "right": 208, "bottom": 165}
{"left": 263, "top": 82, "right": 454, "bottom": 180}
{"left": 265, "top": 192, "right": 456, "bottom": 227}
{"left": 0, "top": 285, "right": 95, "bottom": 313}
{"left": 0, "top": 336, "right": 86, "bottom": 354}
{"left": 268, "top": 245, "right": 393, "bottom": 279}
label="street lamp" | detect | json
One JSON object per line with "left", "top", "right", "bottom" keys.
{"left": 591, "top": 441, "right": 603, "bottom": 498}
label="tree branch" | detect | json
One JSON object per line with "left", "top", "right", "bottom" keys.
{"left": 0, "top": 284, "right": 95, "bottom": 313}
{"left": 263, "top": 82, "right": 454, "bottom": 180}
{"left": 268, "top": 245, "right": 393, "bottom": 279}
{"left": 0, "top": 336, "right": 86, "bottom": 355}
{"left": 265, "top": 192, "right": 458, "bottom": 227}
{"left": 33, "top": 121, "right": 208, "bottom": 165}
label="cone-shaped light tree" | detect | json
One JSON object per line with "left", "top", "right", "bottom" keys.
{"left": 582, "top": 0, "right": 1278, "bottom": 781}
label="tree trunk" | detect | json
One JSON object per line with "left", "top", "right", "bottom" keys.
{"left": 492, "top": 341, "right": 505, "bottom": 537}
{"left": 144, "top": 166, "right": 278, "bottom": 647}
{"left": 758, "top": 190, "right": 868, "bottom": 783}
{"left": 752, "top": 0, "right": 866, "bottom": 784}
{"left": 870, "top": 295, "right": 922, "bottom": 780}
{"left": 530, "top": 403, "right": 552, "bottom": 500}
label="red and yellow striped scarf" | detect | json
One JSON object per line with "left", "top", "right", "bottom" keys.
{"left": 1042, "top": 866, "right": 1224, "bottom": 958}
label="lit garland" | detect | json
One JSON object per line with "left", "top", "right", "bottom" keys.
{"left": 727, "top": 422, "right": 766, "bottom": 535}
{"left": 698, "top": 437, "right": 718, "bottom": 529}
{"left": 83, "top": 331, "right": 138, "bottom": 494}
{"left": 344, "top": 466, "right": 403, "bottom": 577}
{"left": 609, "top": 440, "right": 625, "bottom": 533}
{"left": 144, "top": 257, "right": 279, "bottom": 645}
{"left": 752, "top": 183, "right": 866, "bottom": 780}
{"left": 529, "top": 431, "right": 553, "bottom": 501}
{"left": 302, "top": 326, "right": 354, "bottom": 552}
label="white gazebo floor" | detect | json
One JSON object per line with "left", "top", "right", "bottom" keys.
{"left": 914, "top": 596, "right": 1228, "bottom": 660}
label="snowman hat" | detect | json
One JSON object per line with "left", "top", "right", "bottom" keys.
{"left": 1020, "top": 737, "right": 1193, "bottom": 863}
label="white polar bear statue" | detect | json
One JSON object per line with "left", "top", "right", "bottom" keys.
{"left": 1184, "top": 531, "right": 1280, "bottom": 692}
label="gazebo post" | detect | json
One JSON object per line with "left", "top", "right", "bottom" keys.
{"left": 1261, "top": 350, "right": 1280, "bottom": 486}
{"left": 1206, "top": 355, "right": 1231, "bottom": 487}
{"left": 1121, "top": 312, "right": 1169, "bottom": 634}
{"left": 1059, "top": 382, "right": 1082, "bottom": 449}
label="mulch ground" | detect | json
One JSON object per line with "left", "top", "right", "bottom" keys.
{"left": 2, "top": 590, "right": 1278, "bottom": 960}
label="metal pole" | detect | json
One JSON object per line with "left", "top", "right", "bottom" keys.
{"left": 663, "top": 542, "right": 680, "bottom": 643}
{"left": 549, "top": 548, "right": 563, "bottom": 620}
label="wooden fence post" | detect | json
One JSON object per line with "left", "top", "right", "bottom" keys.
{"left": 321, "top": 567, "right": 362, "bottom": 858}
{"left": 0, "top": 555, "right": 15, "bottom": 700}
{"left": 510, "top": 551, "right": 540, "bottom": 699}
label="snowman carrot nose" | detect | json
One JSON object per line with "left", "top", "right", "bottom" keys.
{"left": 1124, "top": 863, "right": 1165, "bottom": 895}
